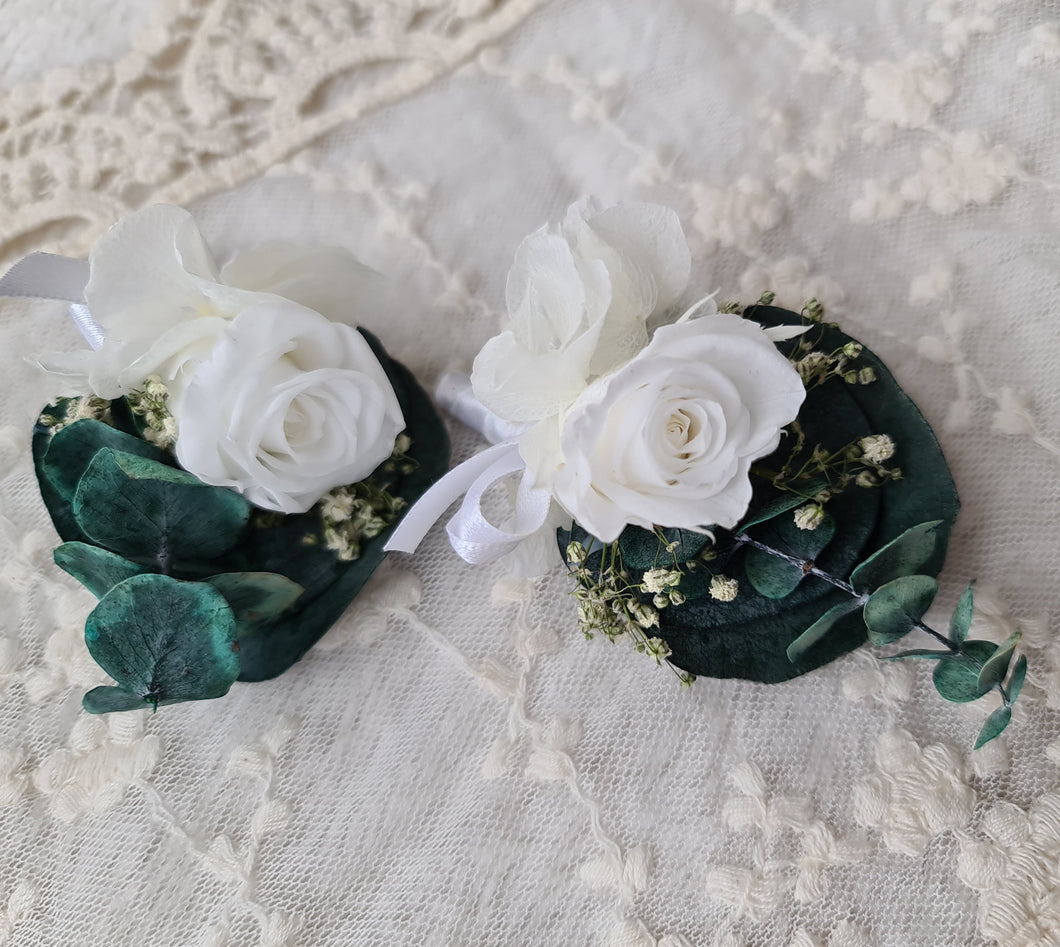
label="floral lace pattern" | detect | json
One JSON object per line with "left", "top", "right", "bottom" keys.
{"left": 0, "top": 0, "right": 1058, "bottom": 944}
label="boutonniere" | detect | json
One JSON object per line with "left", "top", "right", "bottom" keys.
{"left": 388, "top": 198, "right": 1026, "bottom": 748}
{"left": 2, "top": 205, "right": 449, "bottom": 713}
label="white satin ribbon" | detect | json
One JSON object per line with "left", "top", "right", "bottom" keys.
{"left": 0, "top": 251, "right": 103, "bottom": 349}
{"left": 384, "top": 378, "right": 553, "bottom": 564}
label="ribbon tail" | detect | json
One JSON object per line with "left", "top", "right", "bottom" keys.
{"left": 0, "top": 252, "right": 89, "bottom": 304}
{"left": 0, "top": 252, "right": 105, "bottom": 350}
{"left": 384, "top": 442, "right": 522, "bottom": 554}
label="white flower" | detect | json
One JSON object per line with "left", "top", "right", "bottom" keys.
{"left": 42, "top": 205, "right": 389, "bottom": 408}
{"left": 642, "top": 567, "right": 681, "bottom": 594}
{"left": 175, "top": 300, "right": 403, "bottom": 514}
{"left": 520, "top": 313, "right": 806, "bottom": 543}
{"left": 709, "top": 575, "right": 740, "bottom": 602}
{"left": 859, "top": 434, "right": 895, "bottom": 463}
{"left": 470, "top": 199, "right": 690, "bottom": 424}
{"left": 793, "top": 504, "right": 825, "bottom": 531}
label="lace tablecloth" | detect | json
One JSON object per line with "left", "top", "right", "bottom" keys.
{"left": 1, "top": 2, "right": 1058, "bottom": 945}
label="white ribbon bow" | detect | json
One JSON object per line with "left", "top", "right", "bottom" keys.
{"left": 384, "top": 372, "right": 554, "bottom": 565}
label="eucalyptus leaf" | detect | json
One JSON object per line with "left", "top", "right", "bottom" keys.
{"left": 975, "top": 706, "right": 1012, "bottom": 749}
{"left": 42, "top": 418, "right": 170, "bottom": 502}
{"left": 786, "top": 597, "right": 863, "bottom": 662}
{"left": 850, "top": 521, "right": 945, "bottom": 593}
{"left": 73, "top": 448, "right": 251, "bottom": 562}
{"left": 205, "top": 573, "right": 304, "bottom": 635}
{"left": 863, "top": 574, "right": 938, "bottom": 645}
{"left": 1007, "top": 655, "right": 1028, "bottom": 704}
{"left": 932, "top": 640, "right": 998, "bottom": 703}
{"left": 83, "top": 686, "right": 155, "bottom": 714}
{"left": 977, "top": 631, "right": 1021, "bottom": 692}
{"left": 53, "top": 542, "right": 147, "bottom": 598}
{"left": 744, "top": 553, "right": 807, "bottom": 600}
{"left": 84, "top": 574, "right": 239, "bottom": 711}
{"left": 32, "top": 407, "right": 171, "bottom": 544}
{"left": 950, "top": 582, "right": 974, "bottom": 644}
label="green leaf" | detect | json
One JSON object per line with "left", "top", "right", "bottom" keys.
{"left": 1007, "top": 655, "right": 1028, "bottom": 704}
{"left": 54, "top": 542, "right": 148, "bottom": 598}
{"left": 950, "top": 582, "right": 974, "bottom": 644}
{"left": 744, "top": 553, "right": 806, "bottom": 600}
{"left": 977, "top": 631, "right": 1021, "bottom": 692}
{"left": 744, "top": 515, "right": 837, "bottom": 599}
{"left": 205, "top": 573, "right": 304, "bottom": 635}
{"left": 863, "top": 574, "right": 938, "bottom": 645}
{"left": 884, "top": 649, "right": 952, "bottom": 661}
{"left": 850, "top": 521, "right": 945, "bottom": 593}
{"left": 73, "top": 448, "right": 251, "bottom": 561}
{"left": 42, "top": 419, "right": 169, "bottom": 502}
{"left": 932, "top": 640, "right": 998, "bottom": 703}
{"left": 786, "top": 597, "right": 863, "bottom": 662}
{"left": 975, "top": 705, "right": 1012, "bottom": 749}
{"left": 84, "top": 574, "right": 239, "bottom": 710}
{"left": 83, "top": 686, "right": 154, "bottom": 714}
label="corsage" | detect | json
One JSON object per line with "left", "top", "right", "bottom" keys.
{"left": 388, "top": 198, "right": 1026, "bottom": 748}
{"left": 2, "top": 205, "right": 449, "bottom": 713}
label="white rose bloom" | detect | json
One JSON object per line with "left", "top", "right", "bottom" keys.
{"left": 42, "top": 205, "right": 389, "bottom": 407}
{"left": 470, "top": 199, "right": 691, "bottom": 424}
{"left": 175, "top": 300, "right": 404, "bottom": 514}
{"left": 522, "top": 313, "right": 806, "bottom": 543}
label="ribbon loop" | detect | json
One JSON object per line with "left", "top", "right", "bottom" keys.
{"left": 445, "top": 451, "right": 552, "bottom": 565}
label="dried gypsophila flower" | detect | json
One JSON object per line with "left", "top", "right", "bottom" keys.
{"left": 709, "top": 575, "right": 739, "bottom": 602}
{"left": 793, "top": 504, "right": 826, "bottom": 530}
{"left": 859, "top": 434, "right": 895, "bottom": 464}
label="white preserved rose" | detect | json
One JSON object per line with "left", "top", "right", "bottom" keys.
{"left": 519, "top": 313, "right": 806, "bottom": 542}
{"left": 175, "top": 300, "right": 404, "bottom": 514}
{"left": 470, "top": 199, "right": 690, "bottom": 424}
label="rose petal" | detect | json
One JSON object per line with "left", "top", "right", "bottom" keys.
{"left": 220, "top": 242, "right": 391, "bottom": 328}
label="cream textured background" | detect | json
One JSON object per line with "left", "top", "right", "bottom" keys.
{"left": 0, "top": 2, "right": 1058, "bottom": 945}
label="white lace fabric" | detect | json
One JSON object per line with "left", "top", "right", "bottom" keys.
{"left": 1, "top": 1, "right": 1058, "bottom": 945}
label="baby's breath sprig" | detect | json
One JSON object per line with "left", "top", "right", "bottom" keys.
{"left": 38, "top": 394, "right": 112, "bottom": 431}
{"left": 752, "top": 431, "right": 902, "bottom": 523}
{"left": 126, "top": 375, "right": 177, "bottom": 448}
{"left": 309, "top": 433, "right": 417, "bottom": 562}
{"left": 565, "top": 540, "right": 695, "bottom": 685}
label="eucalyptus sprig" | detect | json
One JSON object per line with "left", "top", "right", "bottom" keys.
{"left": 776, "top": 522, "right": 1026, "bottom": 748}
{"left": 565, "top": 518, "right": 1025, "bottom": 747}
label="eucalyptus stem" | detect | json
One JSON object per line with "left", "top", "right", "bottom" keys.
{"left": 913, "top": 620, "right": 958, "bottom": 653}
{"left": 734, "top": 533, "right": 859, "bottom": 597}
